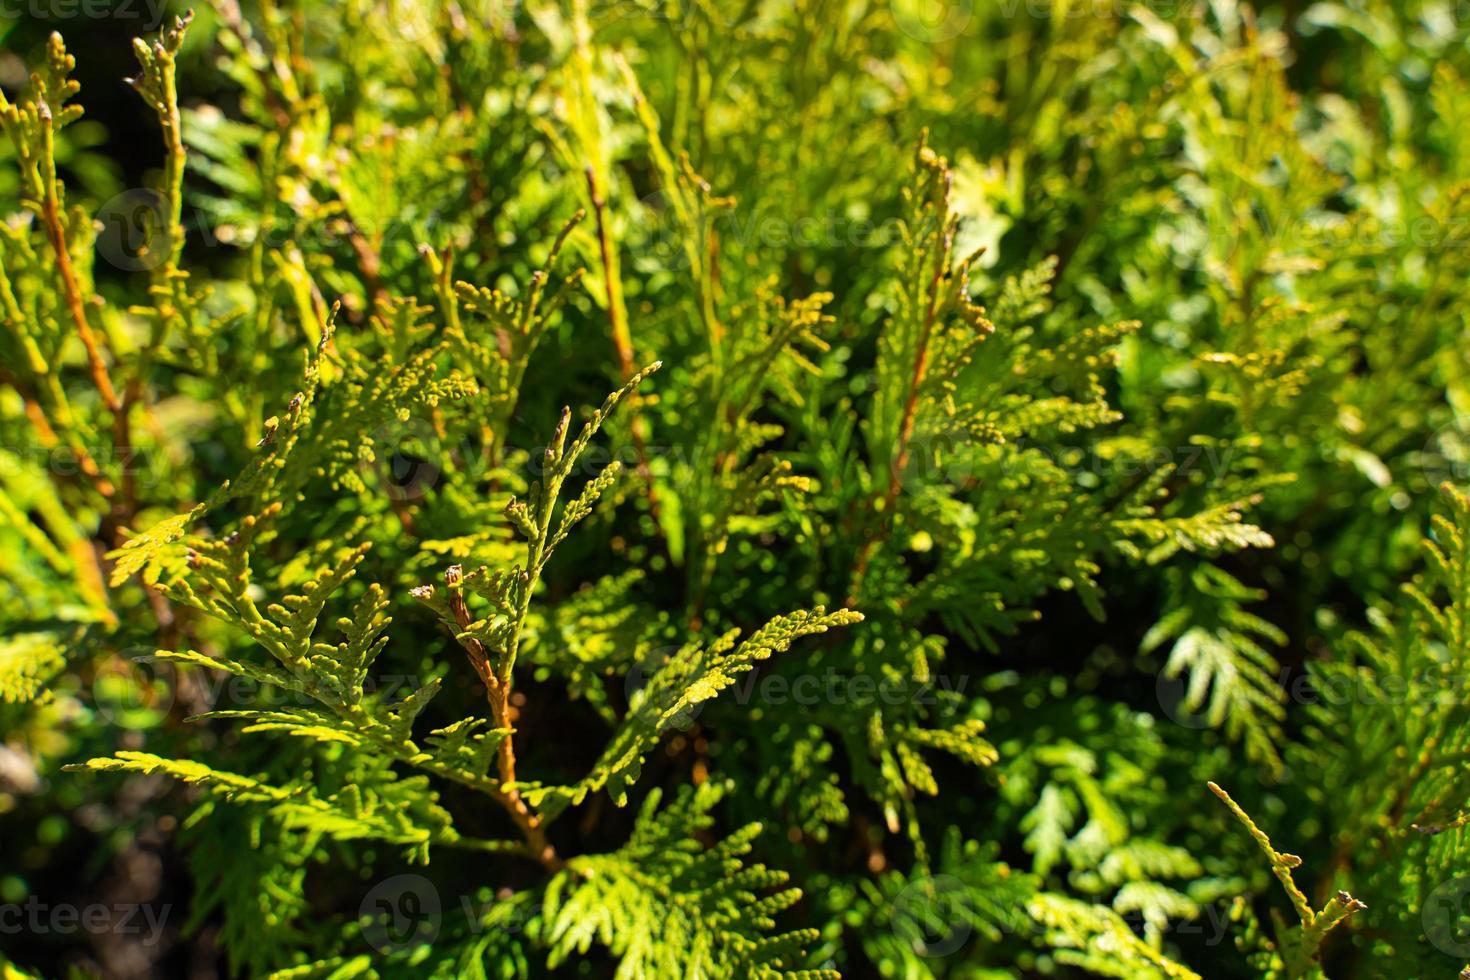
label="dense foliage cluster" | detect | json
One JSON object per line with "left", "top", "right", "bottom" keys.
{"left": 3, "top": 1, "right": 1470, "bottom": 977}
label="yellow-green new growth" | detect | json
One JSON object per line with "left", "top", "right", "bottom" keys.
{"left": 1209, "top": 781, "right": 1365, "bottom": 979}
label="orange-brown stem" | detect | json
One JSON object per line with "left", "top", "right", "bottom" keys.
{"left": 848, "top": 203, "right": 954, "bottom": 607}
{"left": 38, "top": 102, "right": 120, "bottom": 418}
{"left": 583, "top": 166, "right": 662, "bottom": 527}
{"left": 38, "top": 100, "right": 139, "bottom": 539}
{"left": 445, "top": 566, "right": 562, "bottom": 870}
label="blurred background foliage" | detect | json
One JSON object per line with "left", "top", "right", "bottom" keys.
{"left": 3, "top": 0, "right": 1470, "bottom": 977}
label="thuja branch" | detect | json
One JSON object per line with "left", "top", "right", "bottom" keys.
{"left": 848, "top": 136, "right": 990, "bottom": 605}
{"left": 582, "top": 165, "right": 663, "bottom": 530}
{"left": 1, "top": 18, "right": 195, "bottom": 567}
{"left": 415, "top": 363, "right": 662, "bottom": 868}
{"left": 35, "top": 102, "right": 121, "bottom": 421}
{"left": 127, "top": 10, "right": 192, "bottom": 274}
{"left": 33, "top": 72, "right": 138, "bottom": 551}
{"left": 583, "top": 166, "right": 634, "bottom": 381}
{"left": 1210, "top": 781, "right": 1366, "bottom": 978}
{"left": 442, "top": 562, "right": 558, "bottom": 869}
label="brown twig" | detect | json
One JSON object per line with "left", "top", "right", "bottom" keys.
{"left": 343, "top": 220, "right": 387, "bottom": 310}
{"left": 583, "top": 165, "right": 663, "bottom": 526}
{"left": 37, "top": 102, "right": 122, "bottom": 419}
{"left": 444, "top": 565, "right": 562, "bottom": 870}
{"left": 847, "top": 196, "right": 956, "bottom": 606}
{"left": 34, "top": 101, "right": 146, "bottom": 613}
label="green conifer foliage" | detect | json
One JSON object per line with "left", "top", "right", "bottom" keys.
{"left": 3, "top": 2, "right": 1470, "bottom": 978}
